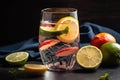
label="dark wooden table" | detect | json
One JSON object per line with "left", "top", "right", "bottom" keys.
{"left": 0, "top": 61, "right": 120, "bottom": 80}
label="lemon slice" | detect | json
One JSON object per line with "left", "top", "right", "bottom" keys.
{"left": 39, "top": 26, "right": 68, "bottom": 36}
{"left": 55, "top": 16, "right": 79, "bottom": 43}
{"left": 76, "top": 45, "right": 103, "bottom": 69}
{"left": 24, "top": 64, "right": 48, "bottom": 75}
{"left": 5, "top": 52, "right": 29, "bottom": 66}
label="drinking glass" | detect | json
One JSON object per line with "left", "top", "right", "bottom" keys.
{"left": 39, "top": 8, "right": 80, "bottom": 71}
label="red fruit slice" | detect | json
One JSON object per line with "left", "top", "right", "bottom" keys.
{"left": 55, "top": 46, "right": 79, "bottom": 57}
{"left": 39, "top": 39, "right": 60, "bottom": 51}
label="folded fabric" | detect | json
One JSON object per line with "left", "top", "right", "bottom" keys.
{"left": 0, "top": 37, "right": 40, "bottom": 63}
{"left": 80, "top": 22, "right": 120, "bottom": 46}
{"left": 0, "top": 22, "right": 120, "bottom": 62}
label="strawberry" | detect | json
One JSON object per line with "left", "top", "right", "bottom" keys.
{"left": 55, "top": 46, "right": 79, "bottom": 57}
{"left": 39, "top": 39, "right": 60, "bottom": 51}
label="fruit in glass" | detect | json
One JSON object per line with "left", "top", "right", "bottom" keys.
{"left": 39, "top": 8, "right": 80, "bottom": 71}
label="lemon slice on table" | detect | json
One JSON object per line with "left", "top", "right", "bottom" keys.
{"left": 55, "top": 16, "right": 79, "bottom": 43}
{"left": 5, "top": 52, "right": 29, "bottom": 66}
{"left": 39, "top": 26, "right": 68, "bottom": 36}
{"left": 24, "top": 64, "right": 48, "bottom": 75}
{"left": 76, "top": 45, "right": 103, "bottom": 69}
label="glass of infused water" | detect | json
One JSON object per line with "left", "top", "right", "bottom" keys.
{"left": 39, "top": 8, "right": 80, "bottom": 71}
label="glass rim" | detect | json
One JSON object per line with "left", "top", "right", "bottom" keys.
{"left": 41, "top": 8, "right": 77, "bottom": 13}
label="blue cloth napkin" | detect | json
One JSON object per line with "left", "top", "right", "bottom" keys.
{"left": 0, "top": 22, "right": 120, "bottom": 62}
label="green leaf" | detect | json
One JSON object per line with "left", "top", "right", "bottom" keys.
{"left": 98, "top": 73, "right": 110, "bottom": 80}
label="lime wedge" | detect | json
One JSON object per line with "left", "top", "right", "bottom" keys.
{"left": 76, "top": 45, "right": 103, "bottom": 69}
{"left": 5, "top": 52, "right": 29, "bottom": 66}
{"left": 39, "top": 26, "right": 68, "bottom": 36}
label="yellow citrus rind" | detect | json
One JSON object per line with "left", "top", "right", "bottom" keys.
{"left": 24, "top": 64, "right": 48, "bottom": 75}
{"left": 55, "top": 16, "right": 79, "bottom": 43}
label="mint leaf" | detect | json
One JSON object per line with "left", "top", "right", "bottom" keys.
{"left": 98, "top": 73, "right": 110, "bottom": 80}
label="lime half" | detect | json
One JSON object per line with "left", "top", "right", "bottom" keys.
{"left": 76, "top": 45, "right": 103, "bottom": 69}
{"left": 5, "top": 52, "right": 29, "bottom": 66}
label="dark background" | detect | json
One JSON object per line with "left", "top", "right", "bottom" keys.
{"left": 1, "top": 0, "right": 120, "bottom": 46}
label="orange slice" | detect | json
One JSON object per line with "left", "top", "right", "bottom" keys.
{"left": 55, "top": 16, "right": 79, "bottom": 43}
{"left": 24, "top": 64, "right": 48, "bottom": 75}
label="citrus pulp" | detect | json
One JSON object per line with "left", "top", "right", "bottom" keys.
{"left": 55, "top": 16, "right": 79, "bottom": 43}
{"left": 76, "top": 45, "right": 103, "bottom": 69}
{"left": 24, "top": 64, "right": 48, "bottom": 75}
{"left": 5, "top": 52, "right": 29, "bottom": 66}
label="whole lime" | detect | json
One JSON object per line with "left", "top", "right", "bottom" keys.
{"left": 101, "top": 42, "right": 120, "bottom": 66}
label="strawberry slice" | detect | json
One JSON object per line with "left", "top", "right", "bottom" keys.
{"left": 39, "top": 39, "right": 60, "bottom": 51}
{"left": 55, "top": 46, "right": 79, "bottom": 57}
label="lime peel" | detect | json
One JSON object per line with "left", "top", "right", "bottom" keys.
{"left": 5, "top": 52, "right": 29, "bottom": 66}
{"left": 101, "top": 42, "right": 120, "bottom": 66}
{"left": 39, "top": 26, "right": 69, "bottom": 36}
{"left": 76, "top": 45, "right": 103, "bottom": 69}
